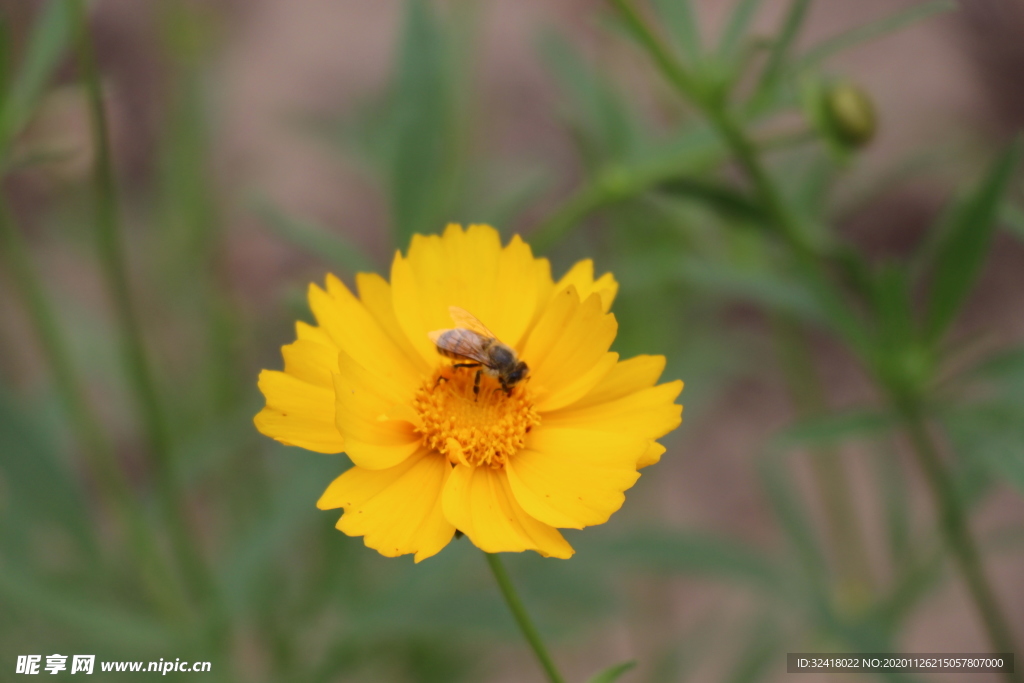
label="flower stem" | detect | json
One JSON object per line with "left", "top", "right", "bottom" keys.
{"left": 485, "top": 553, "right": 567, "bottom": 683}
{"left": 898, "top": 405, "right": 1021, "bottom": 681}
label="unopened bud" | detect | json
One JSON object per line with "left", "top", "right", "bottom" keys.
{"left": 822, "top": 82, "right": 876, "bottom": 148}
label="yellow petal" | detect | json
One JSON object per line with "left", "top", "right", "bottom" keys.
{"left": 390, "top": 224, "right": 550, "bottom": 368}
{"left": 637, "top": 441, "right": 665, "bottom": 469}
{"left": 505, "top": 428, "right": 643, "bottom": 529}
{"left": 521, "top": 286, "right": 617, "bottom": 410}
{"left": 535, "top": 352, "right": 618, "bottom": 413}
{"left": 355, "top": 272, "right": 431, "bottom": 375}
{"left": 295, "top": 320, "right": 336, "bottom": 348}
{"left": 542, "top": 380, "right": 684, "bottom": 441}
{"left": 333, "top": 353, "right": 421, "bottom": 470}
{"left": 554, "top": 259, "right": 619, "bottom": 312}
{"left": 442, "top": 464, "right": 573, "bottom": 558}
{"left": 318, "top": 449, "right": 455, "bottom": 562}
{"left": 569, "top": 354, "right": 667, "bottom": 409}
{"left": 281, "top": 339, "right": 338, "bottom": 388}
{"left": 308, "top": 275, "right": 421, "bottom": 394}
{"left": 494, "top": 234, "right": 552, "bottom": 348}
{"left": 390, "top": 245, "right": 448, "bottom": 368}
{"left": 254, "top": 370, "right": 343, "bottom": 453}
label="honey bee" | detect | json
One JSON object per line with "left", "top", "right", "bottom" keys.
{"left": 428, "top": 306, "right": 529, "bottom": 396}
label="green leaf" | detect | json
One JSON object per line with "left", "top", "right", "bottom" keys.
{"left": 923, "top": 141, "right": 1021, "bottom": 342}
{"left": 873, "top": 443, "right": 913, "bottom": 569}
{"left": 0, "top": 385, "right": 95, "bottom": 556}
{"left": 972, "top": 345, "right": 1024, "bottom": 398}
{"left": 873, "top": 263, "right": 915, "bottom": 349}
{"left": 0, "top": 11, "right": 12, "bottom": 98}
{"left": 946, "top": 403, "right": 1024, "bottom": 495}
{"left": 750, "top": 0, "right": 811, "bottom": 106}
{"left": 775, "top": 409, "right": 894, "bottom": 449}
{"left": 675, "top": 257, "right": 825, "bottom": 323}
{"left": 757, "top": 452, "right": 829, "bottom": 585}
{"left": 717, "top": 0, "right": 764, "bottom": 59}
{"left": 0, "top": 562, "right": 172, "bottom": 651}
{"left": 657, "top": 175, "right": 765, "bottom": 223}
{"left": 538, "top": 31, "right": 638, "bottom": 165}
{"left": 390, "top": 0, "right": 451, "bottom": 242}
{"left": 591, "top": 528, "right": 783, "bottom": 591}
{"left": 651, "top": 0, "right": 702, "bottom": 63}
{"left": 723, "top": 616, "right": 783, "bottom": 683}
{"left": 587, "top": 660, "right": 636, "bottom": 683}
{"left": 1002, "top": 203, "right": 1024, "bottom": 242}
{"left": 798, "top": 0, "right": 956, "bottom": 69}
{"left": 252, "top": 198, "right": 374, "bottom": 273}
{"left": 869, "top": 548, "right": 945, "bottom": 633}
{"left": 0, "top": 0, "right": 74, "bottom": 157}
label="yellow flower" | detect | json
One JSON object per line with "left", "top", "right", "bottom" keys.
{"left": 255, "top": 224, "right": 683, "bottom": 561}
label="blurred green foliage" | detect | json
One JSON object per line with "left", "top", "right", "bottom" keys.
{"left": 1, "top": 0, "right": 1023, "bottom": 682}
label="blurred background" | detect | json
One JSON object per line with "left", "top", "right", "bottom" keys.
{"left": 1, "top": 0, "right": 1024, "bottom": 681}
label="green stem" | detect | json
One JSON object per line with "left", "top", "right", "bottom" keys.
{"left": 609, "top": 0, "right": 1021, "bottom": 655}
{"left": 607, "top": 0, "right": 818, "bottom": 259}
{"left": 898, "top": 405, "right": 1021, "bottom": 679}
{"left": 611, "top": 0, "right": 873, "bottom": 606}
{"left": 0, "top": 201, "right": 186, "bottom": 622}
{"left": 71, "top": 0, "right": 213, "bottom": 610}
{"left": 485, "top": 553, "right": 566, "bottom": 683}
{"left": 530, "top": 139, "right": 727, "bottom": 253}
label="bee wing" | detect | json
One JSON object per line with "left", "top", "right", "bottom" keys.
{"left": 448, "top": 306, "right": 496, "bottom": 339}
{"left": 428, "top": 328, "right": 493, "bottom": 365}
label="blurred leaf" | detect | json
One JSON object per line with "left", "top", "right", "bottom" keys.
{"left": 538, "top": 31, "right": 639, "bottom": 166}
{"left": 676, "top": 257, "right": 825, "bottom": 323}
{"left": 0, "top": 385, "right": 95, "bottom": 555}
{"left": 0, "top": 0, "right": 73, "bottom": 156}
{"left": 0, "top": 562, "right": 172, "bottom": 651}
{"left": 757, "top": 452, "right": 829, "bottom": 590}
{"left": 874, "top": 443, "right": 913, "bottom": 570}
{"left": 1001, "top": 203, "right": 1024, "bottom": 242}
{"left": 218, "top": 454, "right": 342, "bottom": 617}
{"left": 972, "top": 345, "right": 1024, "bottom": 399}
{"left": 587, "top": 660, "right": 636, "bottom": 683}
{"left": 390, "top": 0, "right": 452, "bottom": 242}
{"left": 775, "top": 409, "right": 894, "bottom": 448}
{"left": 798, "top": 1, "right": 956, "bottom": 69}
{"left": 945, "top": 402, "right": 1024, "bottom": 495}
{"left": 651, "top": 0, "right": 701, "bottom": 63}
{"left": 723, "top": 615, "right": 783, "bottom": 683}
{"left": 717, "top": 0, "right": 763, "bottom": 60}
{"left": 750, "top": 0, "right": 811, "bottom": 107}
{"left": 657, "top": 175, "right": 764, "bottom": 223}
{"left": 589, "top": 528, "right": 783, "bottom": 592}
{"left": 869, "top": 548, "right": 944, "bottom": 633}
{"left": 469, "top": 166, "right": 552, "bottom": 232}
{"left": 874, "top": 263, "right": 915, "bottom": 349}
{"left": 922, "top": 141, "right": 1020, "bottom": 343}
{"left": 252, "top": 198, "right": 374, "bottom": 273}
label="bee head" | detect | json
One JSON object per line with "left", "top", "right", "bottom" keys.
{"left": 506, "top": 360, "right": 529, "bottom": 387}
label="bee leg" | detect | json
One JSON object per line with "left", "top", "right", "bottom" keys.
{"left": 473, "top": 369, "right": 482, "bottom": 400}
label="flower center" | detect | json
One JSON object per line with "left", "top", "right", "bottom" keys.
{"left": 413, "top": 367, "right": 540, "bottom": 469}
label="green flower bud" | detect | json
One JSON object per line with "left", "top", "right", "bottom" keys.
{"left": 822, "top": 82, "right": 877, "bottom": 148}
